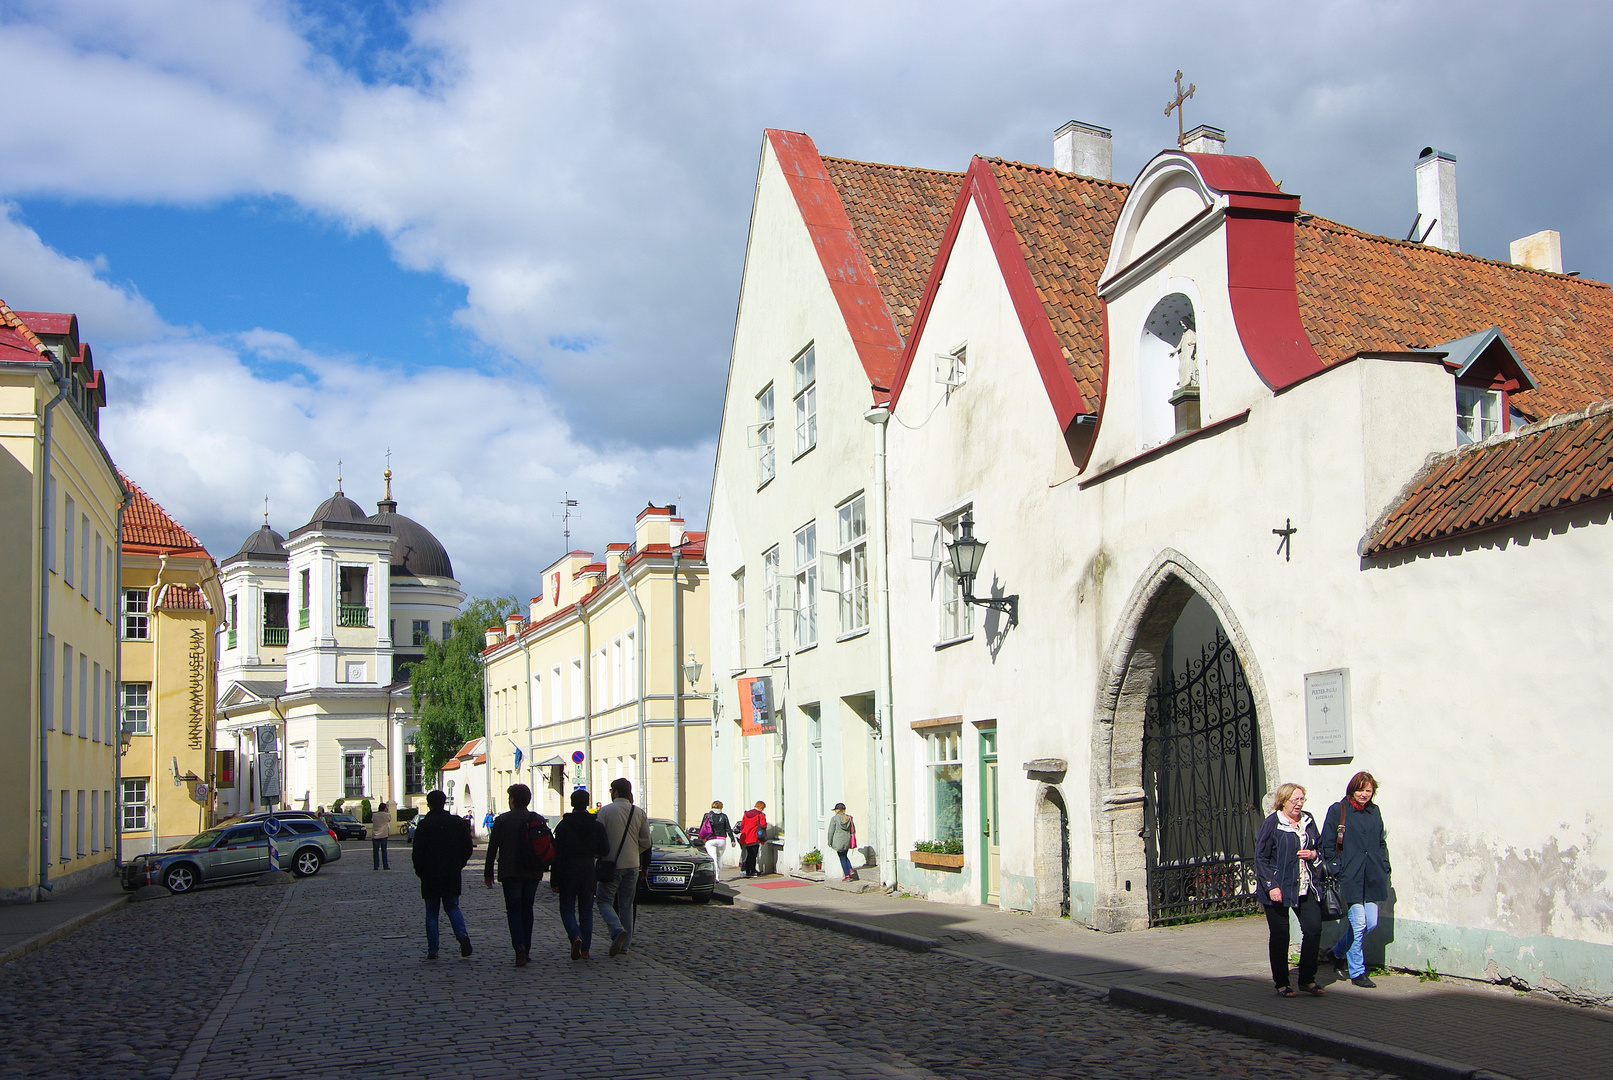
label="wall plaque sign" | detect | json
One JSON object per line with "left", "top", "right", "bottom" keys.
{"left": 1304, "top": 668, "right": 1353, "bottom": 761}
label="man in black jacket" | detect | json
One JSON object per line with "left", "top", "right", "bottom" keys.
{"left": 411, "top": 789, "right": 474, "bottom": 960}
{"left": 551, "top": 788, "right": 609, "bottom": 960}
{"left": 484, "top": 783, "right": 547, "bottom": 967}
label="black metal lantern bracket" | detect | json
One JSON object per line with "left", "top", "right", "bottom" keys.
{"left": 946, "top": 512, "right": 1018, "bottom": 628}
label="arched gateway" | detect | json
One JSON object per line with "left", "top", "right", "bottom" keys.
{"left": 1089, "top": 551, "right": 1278, "bottom": 932}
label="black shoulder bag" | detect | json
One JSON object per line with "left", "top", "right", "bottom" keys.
{"left": 596, "top": 806, "right": 637, "bottom": 884}
{"left": 1317, "top": 812, "right": 1347, "bottom": 921}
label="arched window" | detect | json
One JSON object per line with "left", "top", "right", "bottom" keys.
{"left": 1138, "top": 294, "right": 1199, "bottom": 449}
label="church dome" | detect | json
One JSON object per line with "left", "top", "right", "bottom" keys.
{"left": 306, "top": 488, "right": 370, "bottom": 526}
{"left": 234, "top": 524, "right": 287, "bottom": 560}
{"left": 370, "top": 489, "right": 454, "bottom": 580}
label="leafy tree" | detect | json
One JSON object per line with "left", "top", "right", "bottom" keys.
{"left": 411, "top": 596, "right": 517, "bottom": 779}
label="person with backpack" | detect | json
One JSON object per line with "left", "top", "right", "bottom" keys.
{"left": 483, "top": 783, "right": 551, "bottom": 968}
{"left": 411, "top": 789, "right": 474, "bottom": 960}
{"left": 551, "top": 788, "right": 609, "bottom": 959}
{"left": 738, "top": 801, "right": 767, "bottom": 878}
{"left": 696, "top": 800, "right": 734, "bottom": 878}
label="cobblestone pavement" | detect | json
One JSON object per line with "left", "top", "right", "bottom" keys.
{"left": 2, "top": 857, "right": 1396, "bottom": 1079}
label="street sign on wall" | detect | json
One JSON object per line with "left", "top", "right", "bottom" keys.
{"left": 1304, "top": 668, "right": 1353, "bottom": 761}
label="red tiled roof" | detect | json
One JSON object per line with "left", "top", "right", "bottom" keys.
{"left": 821, "top": 156, "right": 963, "bottom": 346}
{"left": 13, "top": 310, "right": 74, "bottom": 337}
{"left": 986, "top": 159, "right": 1128, "bottom": 411}
{"left": 1364, "top": 400, "right": 1613, "bottom": 554}
{"left": 119, "top": 471, "right": 211, "bottom": 556}
{"left": 157, "top": 584, "right": 210, "bottom": 611}
{"left": 1293, "top": 217, "right": 1613, "bottom": 420}
{"left": 0, "top": 300, "right": 50, "bottom": 362}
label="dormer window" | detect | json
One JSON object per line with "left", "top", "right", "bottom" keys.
{"left": 1456, "top": 386, "right": 1502, "bottom": 444}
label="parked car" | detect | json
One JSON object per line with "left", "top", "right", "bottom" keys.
{"left": 637, "top": 818, "right": 716, "bottom": 903}
{"left": 325, "top": 813, "right": 367, "bottom": 841}
{"left": 219, "top": 810, "right": 325, "bottom": 828}
{"left": 121, "top": 819, "right": 340, "bottom": 893}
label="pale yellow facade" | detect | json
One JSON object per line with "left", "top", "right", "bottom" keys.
{"left": 481, "top": 506, "right": 710, "bottom": 828}
{"left": 1, "top": 312, "right": 122, "bottom": 902}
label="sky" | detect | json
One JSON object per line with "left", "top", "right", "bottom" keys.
{"left": 3, "top": 0, "right": 1610, "bottom": 599}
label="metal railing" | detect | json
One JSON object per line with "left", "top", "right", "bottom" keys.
{"left": 338, "top": 605, "right": 370, "bottom": 628}
{"left": 262, "top": 627, "right": 289, "bottom": 646}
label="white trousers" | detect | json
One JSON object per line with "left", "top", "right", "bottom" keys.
{"left": 704, "top": 837, "right": 729, "bottom": 870}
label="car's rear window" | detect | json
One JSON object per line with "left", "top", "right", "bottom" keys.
{"left": 285, "top": 821, "right": 321, "bottom": 835}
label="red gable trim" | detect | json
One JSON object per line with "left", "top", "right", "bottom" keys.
{"left": 766, "top": 129, "right": 904, "bottom": 396}
{"left": 889, "top": 158, "right": 1087, "bottom": 428}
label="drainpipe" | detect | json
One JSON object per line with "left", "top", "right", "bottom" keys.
{"left": 864, "top": 404, "right": 898, "bottom": 888}
{"left": 620, "top": 562, "right": 649, "bottom": 814}
{"left": 114, "top": 490, "right": 126, "bottom": 866}
{"left": 36, "top": 357, "right": 70, "bottom": 895}
{"left": 580, "top": 604, "right": 593, "bottom": 800}
{"left": 671, "top": 544, "right": 686, "bottom": 828}
{"left": 521, "top": 631, "right": 533, "bottom": 804}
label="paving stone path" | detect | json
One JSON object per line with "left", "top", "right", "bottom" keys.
{"left": 0, "top": 852, "right": 1395, "bottom": 1079}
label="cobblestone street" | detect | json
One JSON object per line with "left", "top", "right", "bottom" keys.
{"left": 1, "top": 852, "right": 1394, "bottom": 1079}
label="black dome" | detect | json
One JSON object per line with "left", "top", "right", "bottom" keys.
{"left": 235, "top": 524, "right": 287, "bottom": 560}
{"left": 371, "top": 499, "right": 454, "bottom": 579}
{"left": 308, "top": 489, "right": 369, "bottom": 526}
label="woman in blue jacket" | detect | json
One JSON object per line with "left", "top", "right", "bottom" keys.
{"left": 1322, "top": 771, "right": 1391, "bottom": 988}
{"left": 1255, "top": 783, "right": 1325, "bottom": 997}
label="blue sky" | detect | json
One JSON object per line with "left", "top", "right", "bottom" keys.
{"left": 2, "top": 0, "right": 1610, "bottom": 596}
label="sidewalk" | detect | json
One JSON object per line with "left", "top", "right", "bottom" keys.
{"left": 716, "top": 872, "right": 1612, "bottom": 1080}
{"left": 0, "top": 875, "right": 128, "bottom": 965}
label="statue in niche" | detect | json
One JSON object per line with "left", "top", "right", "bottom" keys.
{"left": 1173, "top": 318, "right": 1199, "bottom": 391}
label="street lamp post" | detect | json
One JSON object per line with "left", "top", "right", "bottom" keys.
{"left": 945, "top": 513, "right": 1018, "bottom": 627}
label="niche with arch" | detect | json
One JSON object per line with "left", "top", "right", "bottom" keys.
{"left": 1137, "top": 293, "right": 1199, "bottom": 450}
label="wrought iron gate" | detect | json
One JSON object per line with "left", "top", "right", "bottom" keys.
{"left": 1142, "top": 627, "right": 1264, "bottom": 924}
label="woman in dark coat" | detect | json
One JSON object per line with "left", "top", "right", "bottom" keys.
{"left": 1255, "top": 783, "right": 1325, "bottom": 997}
{"left": 551, "top": 788, "right": 609, "bottom": 959}
{"left": 1322, "top": 771, "right": 1391, "bottom": 987}
{"left": 410, "top": 789, "right": 475, "bottom": 959}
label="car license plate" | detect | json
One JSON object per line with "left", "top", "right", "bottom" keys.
{"left": 652, "top": 874, "right": 688, "bottom": 885}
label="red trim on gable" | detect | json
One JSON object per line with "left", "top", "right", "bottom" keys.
{"left": 1183, "top": 153, "right": 1284, "bottom": 196}
{"left": 888, "top": 158, "right": 1087, "bottom": 428}
{"left": 1223, "top": 206, "right": 1326, "bottom": 389}
{"left": 767, "top": 130, "right": 904, "bottom": 396}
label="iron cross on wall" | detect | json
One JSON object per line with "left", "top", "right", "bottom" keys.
{"left": 1273, "top": 518, "right": 1297, "bottom": 562}
{"left": 1165, "top": 70, "right": 1196, "bottom": 148}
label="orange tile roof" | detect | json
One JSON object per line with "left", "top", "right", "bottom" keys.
{"left": 157, "top": 584, "right": 210, "bottom": 611}
{"left": 1364, "top": 400, "right": 1613, "bottom": 554}
{"left": 119, "top": 471, "right": 211, "bottom": 556}
{"left": 985, "top": 159, "right": 1128, "bottom": 411}
{"left": 1293, "top": 217, "right": 1613, "bottom": 420}
{"left": 821, "top": 156, "right": 963, "bottom": 346}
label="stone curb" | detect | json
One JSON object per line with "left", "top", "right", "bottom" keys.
{"left": 0, "top": 894, "right": 128, "bottom": 966}
{"left": 1107, "top": 983, "right": 1519, "bottom": 1080}
{"left": 730, "top": 895, "right": 938, "bottom": 953}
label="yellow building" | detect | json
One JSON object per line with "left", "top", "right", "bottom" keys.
{"left": 0, "top": 303, "right": 122, "bottom": 902}
{"left": 481, "top": 505, "right": 710, "bottom": 828}
{"left": 116, "top": 474, "right": 223, "bottom": 854}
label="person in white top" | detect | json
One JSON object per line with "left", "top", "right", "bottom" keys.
{"left": 594, "top": 778, "right": 652, "bottom": 956}
{"left": 371, "top": 801, "right": 394, "bottom": 870}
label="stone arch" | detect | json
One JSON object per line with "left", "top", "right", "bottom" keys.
{"left": 1087, "top": 549, "right": 1277, "bottom": 932}
{"left": 1032, "top": 783, "right": 1071, "bottom": 919}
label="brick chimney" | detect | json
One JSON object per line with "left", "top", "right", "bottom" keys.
{"left": 1181, "top": 125, "right": 1225, "bottom": 155}
{"left": 1053, "top": 121, "right": 1112, "bottom": 180}
{"left": 484, "top": 626, "right": 505, "bottom": 649}
{"left": 1415, "top": 148, "right": 1459, "bottom": 252}
{"left": 1510, "top": 229, "right": 1563, "bottom": 273}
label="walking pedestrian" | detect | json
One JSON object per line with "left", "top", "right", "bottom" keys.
{"left": 1322, "top": 771, "right": 1392, "bottom": 988}
{"left": 1255, "top": 783, "right": 1325, "bottom": 997}
{"left": 370, "top": 801, "right": 393, "bottom": 870}
{"left": 827, "top": 803, "right": 858, "bottom": 881}
{"left": 410, "top": 789, "right": 473, "bottom": 959}
{"left": 595, "top": 778, "right": 651, "bottom": 957}
{"left": 552, "top": 788, "right": 609, "bottom": 960}
{"left": 483, "top": 783, "right": 548, "bottom": 967}
{"left": 696, "top": 800, "right": 734, "bottom": 877}
{"left": 738, "top": 801, "right": 767, "bottom": 878}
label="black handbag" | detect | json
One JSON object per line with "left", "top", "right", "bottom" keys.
{"left": 1317, "top": 816, "right": 1347, "bottom": 920}
{"left": 596, "top": 806, "right": 637, "bottom": 884}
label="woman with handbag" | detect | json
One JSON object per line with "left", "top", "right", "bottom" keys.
{"left": 1322, "top": 771, "right": 1391, "bottom": 988}
{"left": 1255, "top": 783, "right": 1325, "bottom": 997}
{"left": 697, "top": 800, "right": 734, "bottom": 878}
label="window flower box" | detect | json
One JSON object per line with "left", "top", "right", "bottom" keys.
{"left": 910, "top": 849, "right": 964, "bottom": 871}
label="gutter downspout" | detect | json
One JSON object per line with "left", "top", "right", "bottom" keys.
{"left": 620, "top": 563, "right": 649, "bottom": 814}
{"left": 522, "top": 632, "right": 533, "bottom": 804}
{"left": 580, "top": 604, "right": 593, "bottom": 800}
{"left": 865, "top": 404, "right": 898, "bottom": 888}
{"left": 671, "top": 544, "right": 685, "bottom": 828}
{"left": 114, "top": 489, "right": 126, "bottom": 867}
{"left": 37, "top": 358, "right": 69, "bottom": 896}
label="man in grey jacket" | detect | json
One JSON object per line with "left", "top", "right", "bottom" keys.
{"left": 595, "top": 778, "right": 652, "bottom": 957}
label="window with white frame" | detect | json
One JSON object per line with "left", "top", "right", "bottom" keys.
{"left": 122, "top": 589, "right": 149, "bottom": 640}
{"left": 794, "top": 522, "right": 818, "bottom": 647}
{"left": 63, "top": 496, "right": 75, "bottom": 586}
{"left": 90, "top": 789, "right": 98, "bottom": 852}
{"left": 939, "top": 343, "right": 968, "bottom": 396}
{"left": 91, "top": 662, "right": 101, "bottom": 742}
{"left": 78, "top": 654, "right": 87, "bottom": 736}
{"left": 924, "top": 728, "right": 964, "bottom": 842}
{"left": 104, "top": 671, "right": 113, "bottom": 741}
{"left": 593, "top": 648, "right": 609, "bottom": 710}
{"left": 60, "top": 643, "right": 72, "bottom": 733}
{"left": 122, "top": 778, "right": 148, "bottom": 831}
{"left": 793, "top": 345, "right": 817, "bottom": 456}
{"left": 570, "top": 657, "right": 584, "bottom": 718}
{"left": 1457, "top": 386, "right": 1502, "bottom": 443}
{"left": 756, "top": 384, "right": 776, "bottom": 486}
{"left": 762, "top": 546, "right": 781, "bottom": 659}
{"left": 105, "top": 545, "right": 114, "bottom": 621}
{"left": 551, "top": 664, "right": 563, "bottom": 725}
{"left": 732, "top": 569, "right": 746, "bottom": 670}
{"left": 79, "top": 515, "right": 89, "bottom": 598}
{"left": 59, "top": 790, "right": 69, "bottom": 860}
{"left": 837, "top": 495, "right": 869, "bottom": 635}
{"left": 44, "top": 635, "right": 54, "bottom": 731}
{"left": 612, "top": 636, "right": 624, "bottom": 708}
{"left": 76, "top": 789, "right": 86, "bottom": 856}
{"left": 938, "top": 510, "right": 975, "bottom": 642}
{"left": 94, "top": 537, "right": 102, "bottom": 612}
{"left": 624, "top": 630, "right": 637, "bottom": 701}
{"left": 343, "top": 752, "right": 366, "bottom": 798}
{"left": 531, "top": 672, "right": 542, "bottom": 727}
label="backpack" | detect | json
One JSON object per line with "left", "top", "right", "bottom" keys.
{"left": 518, "top": 813, "right": 555, "bottom": 873}
{"left": 696, "top": 813, "right": 714, "bottom": 842}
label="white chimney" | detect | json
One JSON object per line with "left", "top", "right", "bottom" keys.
{"left": 1415, "top": 147, "right": 1459, "bottom": 252}
{"left": 1053, "top": 120, "right": 1112, "bottom": 180}
{"left": 1181, "top": 125, "right": 1225, "bottom": 155}
{"left": 1510, "top": 229, "right": 1563, "bottom": 273}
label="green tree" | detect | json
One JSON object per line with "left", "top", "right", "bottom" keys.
{"left": 411, "top": 596, "right": 516, "bottom": 779}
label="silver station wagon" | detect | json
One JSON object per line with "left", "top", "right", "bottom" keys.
{"left": 121, "top": 818, "right": 341, "bottom": 893}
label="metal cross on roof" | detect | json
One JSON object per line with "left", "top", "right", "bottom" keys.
{"left": 1165, "top": 70, "right": 1196, "bottom": 148}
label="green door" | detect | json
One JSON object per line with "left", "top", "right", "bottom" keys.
{"left": 981, "top": 730, "right": 1000, "bottom": 906}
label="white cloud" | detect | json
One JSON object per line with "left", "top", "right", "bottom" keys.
{"left": 0, "top": 205, "right": 170, "bottom": 343}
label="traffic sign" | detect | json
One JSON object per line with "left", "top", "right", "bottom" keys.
{"left": 571, "top": 750, "right": 585, "bottom": 764}
{"left": 262, "top": 816, "right": 282, "bottom": 836}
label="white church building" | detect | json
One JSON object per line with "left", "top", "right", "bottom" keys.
{"left": 709, "top": 123, "right": 1613, "bottom": 998}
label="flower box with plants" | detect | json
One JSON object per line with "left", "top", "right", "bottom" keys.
{"left": 801, "top": 848, "right": 823, "bottom": 871}
{"left": 910, "top": 838, "right": 964, "bottom": 870}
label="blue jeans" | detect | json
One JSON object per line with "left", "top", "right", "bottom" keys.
{"left": 596, "top": 867, "right": 639, "bottom": 942}
{"left": 372, "top": 838, "right": 389, "bottom": 869}
{"left": 836, "top": 849, "right": 853, "bottom": 877}
{"left": 1331, "top": 901, "right": 1379, "bottom": 978}
{"left": 502, "top": 879, "right": 541, "bottom": 953}
{"left": 424, "top": 896, "right": 467, "bottom": 955}
{"left": 559, "top": 888, "right": 595, "bottom": 950}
